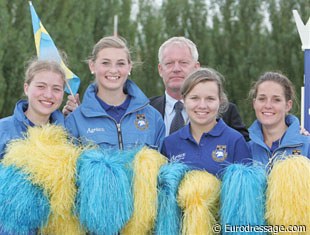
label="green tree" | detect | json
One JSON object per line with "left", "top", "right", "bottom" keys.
{"left": 209, "top": 0, "right": 267, "bottom": 125}
{"left": 1, "top": 1, "right": 33, "bottom": 117}
{"left": 133, "top": 0, "right": 164, "bottom": 97}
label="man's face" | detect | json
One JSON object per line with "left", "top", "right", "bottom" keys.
{"left": 158, "top": 43, "right": 200, "bottom": 95}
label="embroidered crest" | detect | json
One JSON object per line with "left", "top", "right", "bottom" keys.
{"left": 212, "top": 145, "right": 227, "bottom": 162}
{"left": 134, "top": 114, "right": 149, "bottom": 130}
{"left": 292, "top": 149, "right": 301, "bottom": 155}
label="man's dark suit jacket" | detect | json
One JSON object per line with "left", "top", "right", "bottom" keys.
{"left": 150, "top": 95, "right": 250, "bottom": 141}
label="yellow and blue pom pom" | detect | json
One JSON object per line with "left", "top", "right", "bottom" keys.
{"left": 155, "top": 162, "right": 189, "bottom": 235}
{"left": 220, "top": 164, "right": 267, "bottom": 235}
{"left": 2, "top": 124, "right": 84, "bottom": 234}
{"left": 122, "top": 147, "right": 167, "bottom": 235}
{"left": 0, "top": 165, "right": 49, "bottom": 234}
{"left": 178, "top": 170, "right": 221, "bottom": 235}
{"left": 76, "top": 148, "right": 136, "bottom": 235}
{"left": 266, "top": 156, "right": 310, "bottom": 234}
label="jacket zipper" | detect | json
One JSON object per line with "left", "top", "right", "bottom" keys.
{"left": 112, "top": 102, "right": 149, "bottom": 150}
{"left": 116, "top": 123, "right": 124, "bottom": 150}
{"left": 267, "top": 143, "right": 303, "bottom": 168}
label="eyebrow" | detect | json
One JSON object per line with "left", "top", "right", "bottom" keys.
{"left": 101, "top": 58, "right": 127, "bottom": 61}
{"left": 257, "top": 94, "right": 282, "bottom": 98}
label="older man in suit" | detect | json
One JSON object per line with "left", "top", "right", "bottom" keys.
{"left": 150, "top": 37, "right": 249, "bottom": 140}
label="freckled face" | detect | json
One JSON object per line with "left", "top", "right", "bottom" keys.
{"left": 24, "top": 70, "right": 64, "bottom": 118}
{"left": 184, "top": 81, "right": 220, "bottom": 131}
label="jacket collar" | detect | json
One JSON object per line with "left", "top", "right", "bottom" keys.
{"left": 13, "top": 99, "right": 64, "bottom": 127}
{"left": 81, "top": 79, "right": 149, "bottom": 118}
{"left": 179, "top": 119, "right": 227, "bottom": 141}
{"left": 249, "top": 114, "right": 303, "bottom": 146}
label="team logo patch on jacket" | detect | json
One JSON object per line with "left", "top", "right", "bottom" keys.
{"left": 134, "top": 114, "right": 149, "bottom": 130}
{"left": 292, "top": 149, "right": 301, "bottom": 155}
{"left": 212, "top": 145, "right": 227, "bottom": 162}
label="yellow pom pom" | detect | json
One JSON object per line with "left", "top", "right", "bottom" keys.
{"left": 3, "top": 125, "right": 85, "bottom": 234}
{"left": 266, "top": 156, "right": 310, "bottom": 235}
{"left": 122, "top": 147, "right": 167, "bottom": 235}
{"left": 178, "top": 170, "right": 220, "bottom": 235}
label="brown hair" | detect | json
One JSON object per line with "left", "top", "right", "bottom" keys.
{"left": 249, "top": 71, "right": 296, "bottom": 104}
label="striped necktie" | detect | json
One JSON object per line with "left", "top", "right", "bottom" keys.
{"left": 169, "top": 101, "right": 185, "bottom": 134}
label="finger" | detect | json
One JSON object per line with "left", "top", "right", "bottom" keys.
{"left": 75, "top": 94, "right": 81, "bottom": 105}
{"left": 67, "top": 100, "right": 77, "bottom": 107}
{"left": 62, "top": 105, "right": 70, "bottom": 116}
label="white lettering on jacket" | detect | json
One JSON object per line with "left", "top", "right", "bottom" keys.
{"left": 87, "top": 127, "right": 105, "bottom": 134}
{"left": 171, "top": 153, "right": 186, "bottom": 162}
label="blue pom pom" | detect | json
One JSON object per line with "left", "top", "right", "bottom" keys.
{"left": 0, "top": 165, "right": 50, "bottom": 234}
{"left": 155, "top": 162, "right": 189, "bottom": 235}
{"left": 220, "top": 164, "right": 267, "bottom": 235}
{"left": 76, "top": 148, "right": 136, "bottom": 235}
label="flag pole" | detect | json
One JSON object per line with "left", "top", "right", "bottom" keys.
{"left": 114, "top": 15, "right": 118, "bottom": 36}
{"left": 293, "top": 10, "right": 310, "bottom": 130}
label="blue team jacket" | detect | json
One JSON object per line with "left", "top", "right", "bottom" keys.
{"left": 0, "top": 100, "right": 64, "bottom": 159}
{"left": 248, "top": 114, "right": 310, "bottom": 166}
{"left": 161, "top": 119, "right": 252, "bottom": 177}
{"left": 65, "top": 80, "right": 165, "bottom": 150}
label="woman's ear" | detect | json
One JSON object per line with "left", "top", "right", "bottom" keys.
{"left": 89, "top": 60, "right": 95, "bottom": 75}
{"left": 286, "top": 100, "right": 293, "bottom": 113}
{"left": 24, "top": 83, "right": 29, "bottom": 96}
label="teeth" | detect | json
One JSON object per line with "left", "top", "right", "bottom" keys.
{"left": 196, "top": 112, "right": 208, "bottom": 115}
{"left": 262, "top": 112, "right": 273, "bottom": 116}
{"left": 106, "top": 76, "right": 119, "bottom": 80}
{"left": 41, "top": 101, "right": 53, "bottom": 105}
{"left": 41, "top": 100, "right": 52, "bottom": 104}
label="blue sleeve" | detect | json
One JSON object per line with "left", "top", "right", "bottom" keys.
{"left": 154, "top": 114, "right": 166, "bottom": 151}
{"left": 0, "top": 131, "right": 9, "bottom": 160}
{"left": 160, "top": 140, "right": 167, "bottom": 157}
{"left": 0, "top": 144, "right": 5, "bottom": 159}
{"left": 233, "top": 136, "right": 252, "bottom": 164}
{"left": 64, "top": 113, "right": 79, "bottom": 139}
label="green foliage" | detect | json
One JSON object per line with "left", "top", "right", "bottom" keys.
{"left": 0, "top": 0, "right": 308, "bottom": 128}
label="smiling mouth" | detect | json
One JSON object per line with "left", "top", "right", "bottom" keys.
{"left": 262, "top": 112, "right": 274, "bottom": 116}
{"left": 40, "top": 100, "right": 54, "bottom": 107}
{"left": 106, "top": 76, "right": 120, "bottom": 81}
{"left": 195, "top": 111, "right": 209, "bottom": 116}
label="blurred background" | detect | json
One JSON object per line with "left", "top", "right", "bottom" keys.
{"left": 0, "top": 0, "right": 309, "bottom": 127}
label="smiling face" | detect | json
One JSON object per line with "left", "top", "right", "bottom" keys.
{"left": 253, "top": 81, "right": 292, "bottom": 129}
{"left": 24, "top": 70, "right": 64, "bottom": 123}
{"left": 184, "top": 81, "right": 220, "bottom": 132}
{"left": 89, "top": 47, "right": 132, "bottom": 94}
{"left": 158, "top": 43, "right": 199, "bottom": 98}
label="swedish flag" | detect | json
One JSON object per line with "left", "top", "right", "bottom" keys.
{"left": 29, "top": 1, "right": 80, "bottom": 95}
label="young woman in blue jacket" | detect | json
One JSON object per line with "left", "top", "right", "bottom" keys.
{"left": 248, "top": 71, "right": 310, "bottom": 166}
{"left": 0, "top": 59, "right": 66, "bottom": 159}
{"left": 161, "top": 68, "right": 251, "bottom": 177}
{"left": 65, "top": 36, "right": 165, "bottom": 150}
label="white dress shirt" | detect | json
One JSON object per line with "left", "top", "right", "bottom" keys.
{"left": 164, "top": 91, "right": 188, "bottom": 136}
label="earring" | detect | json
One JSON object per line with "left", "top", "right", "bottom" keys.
{"left": 91, "top": 71, "right": 94, "bottom": 74}
{"left": 128, "top": 72, "right": 131, "bottom": 76}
